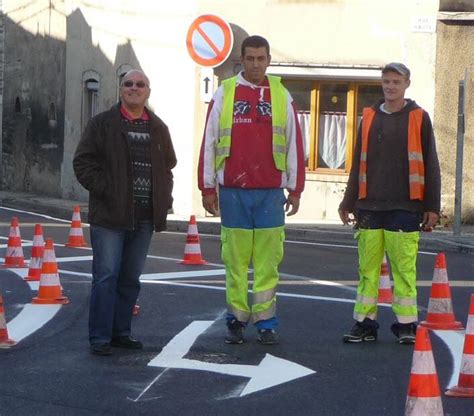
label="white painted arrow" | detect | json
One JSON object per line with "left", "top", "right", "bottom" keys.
{"left": 148, "top": 320, "right": 315, "bottom": 396}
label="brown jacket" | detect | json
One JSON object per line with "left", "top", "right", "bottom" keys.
{"left": 73, "top": 104, "right": 177, "bottom": 231}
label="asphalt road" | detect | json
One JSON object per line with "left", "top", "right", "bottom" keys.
{"left": 0, "top": 206, "right": 473, "bottom": 416}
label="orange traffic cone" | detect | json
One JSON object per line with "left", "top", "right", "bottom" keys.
{"left": 378, "top": 254, "right": 393, "bottom": 304}
{"left": 420, "top": 252, "right": 463, "bottom": 330}
{"left": 2, "top": 217, "right": 26, "bottom": 268}
{"left": 446, "top": 293, "right": 474, "bottom": 397}
{"left": 180, "top": 215, "right": 207, "bottom": 265}
{"left": 25, "top": 224, "right": 45, "bottom": 281}
{"left": 0, "top": 294, "right": 16, "bottom": 348}
{"left": 65, "top": 206, "right": 88, "bottom": 247}
{"left": 32, "top": 239, "right": 69, "bottom": 305}
{"left": 405, "top": 326, "right": 443, "bottom": 416}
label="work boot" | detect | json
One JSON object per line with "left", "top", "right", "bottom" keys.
{"left": 343, "top": 318, "right": 379, "bottom": 343}
{"left": 225, "top": 319, "right": 245, "bottom": 344}
{"left": 391, "top": 322, "right": 417, "bottom": 344}
{"left": 257, "top": 329, "right": 279, "bottom": 345}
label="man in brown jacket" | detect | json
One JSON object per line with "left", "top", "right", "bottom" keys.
{"left": 74, "top": 69, "right": 176, "bottom": 355}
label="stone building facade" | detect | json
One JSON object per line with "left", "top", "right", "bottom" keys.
{"left": 1, "top": 0, "right": 473, "bottom": 223}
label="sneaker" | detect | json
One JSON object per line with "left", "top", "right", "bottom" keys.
{"left": 392, "top": 322, "right": 417, "bottom": 345}
{"left": 257, "top": 329, "right": 279, "bottom": 345}
{"left": 90, "top": 343, "right": 112, "bottom": 356}
{"left": 343, "top": 318, "right": 378, "bottom": 343}
{"left": 225, "top": 320, "right": 245, "bottom": 344}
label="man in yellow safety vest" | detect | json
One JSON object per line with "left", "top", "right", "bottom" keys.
{"left": 198, "top": 35, "right": 306, "bottom": 345}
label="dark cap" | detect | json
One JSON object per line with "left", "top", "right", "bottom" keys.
{"left": 382, "top": 62, "right": 410, "bottom": 78}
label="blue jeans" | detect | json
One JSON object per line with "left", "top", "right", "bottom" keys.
{"left": 89, "top": 221, "right": 153, "bottom": 344}
{"left": 219, "top": 187, "right": 286, "bottom": 229}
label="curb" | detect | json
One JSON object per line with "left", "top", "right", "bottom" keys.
{"left": 1, "top": 193, "right": 474, "bottom": 254}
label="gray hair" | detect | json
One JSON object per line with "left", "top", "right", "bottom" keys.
{"left": 121, "top": 69, "right": 150, "bottom": 87}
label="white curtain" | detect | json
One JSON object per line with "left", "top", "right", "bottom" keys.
{"left": 297, "top": 112, "right": 310, "bottom": 162}
{"left": 318, "top": 113, "right": 347, "bottom": 169}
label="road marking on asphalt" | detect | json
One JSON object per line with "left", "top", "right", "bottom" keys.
{"left": 0, "top": 207, "right": 72, "bottom": 223}
{"left": 0, "top": 210, "right": 467, "bottom": 394}
{"left": 3, "top": 269, "right": 62, "bottom": 342}
{"left": 278, "top": 279, "right": 474, "bottom": 288}
{"left": 56, "top": 256, "right": 93, "bottom": 262}
{"left": 59, "top": 270, "right": 94, "bottom": 277}
{"left": 0, "top": 243, "right": 33, "bottom": 249}
{"left": 283, "top": 240, "right": 438, "bottom": 255}
{"left": 141, "top": 270, "right": 226, "bottom": 280}
{"left": 140, "top": 279, "right": 387, "bottom": 306}
{"left": 432, "top": 330, "right": 465, "bottom": 389}
{"left": 7, "top": 304, "right": 62, "bottom": 342}
{"left": 147, "top": 254, "right": 225, "bottom": 268}
{"left": 145, "top": 320, "right": 315, "bottom": 397}
{"left": 0, "top": 223, "right": 73, "bottom": 227}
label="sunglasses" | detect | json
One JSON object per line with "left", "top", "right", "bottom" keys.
{"left": 122, "top": 80, "right": 148, "bottom": 88}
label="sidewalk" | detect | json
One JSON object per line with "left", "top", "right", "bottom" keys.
{"left": 1, "top": 190, "right": 474, "bottom": 253}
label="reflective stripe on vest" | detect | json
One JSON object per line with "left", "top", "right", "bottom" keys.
{"left": 216, "top": 75, "right": 288, "bottom": 171}
{"left": 358, "top": 107, "right": 425, "bottom": 200}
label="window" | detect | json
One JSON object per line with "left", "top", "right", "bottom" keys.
{"left": 283, "top": 80, "right": 383, "bottom": 173}
{"left": 82, "top": 79, "right": 99, "bottom": 131}
{"left": 81, "top": 70, "right": 101, "bottom": 131}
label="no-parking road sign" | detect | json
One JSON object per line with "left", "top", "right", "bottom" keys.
{"left": 186, "top": 14, "right": 234, "bottom": 68}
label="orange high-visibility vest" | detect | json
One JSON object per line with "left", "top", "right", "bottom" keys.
{"left": 358, "top": 107, "right": 425, "bottom": 200}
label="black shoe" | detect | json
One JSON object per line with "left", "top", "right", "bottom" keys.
{"left": 257, "top": 329, "right": 279, "bottom": 345}
{"left": 90, "top": 343, "right": 112, "bottom": 356}
{"left": 225, "top": 320, "right": 245, "bottom": 344}
{"left": 391, "top": 322, "right": 417, "bottom": 344}
{"left": 343, "top": 318, "right": 379, "bottom": 343}
{"left": 110, "top": 335, "right": 143, "bottom": 349}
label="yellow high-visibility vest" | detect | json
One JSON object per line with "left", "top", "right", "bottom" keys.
{"left": 216, "top": 75, "right": 288, "bottom": 171}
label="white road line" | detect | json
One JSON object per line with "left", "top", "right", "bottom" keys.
{"left": 146, "top": 254, "right": 224, "bottom": 268}
{"left": 59, "top": 270, "right": 93, "bottom": 277}
{"left": 140, "top": 279, "right": 391, "bottom": 307}
{"left": 141, "top": 270, "right": 226, "bottom": 280}
{"left": 7, "top": 304, "right": 62, "bottom": 342}
{"left": 128, "top": 368, "right": 169, "bottom": 402}
{"left": 0, "top": 223, "right": 73, "bottom": 228}
{"left": 9, "top": 268, "right": 29, "bottom": 278}
{"left": 280, "top": 272, "right": 356, "bottom": 292}
{"left": 283, "top": 240, "right": 437, "bottom": 255}
{"left": 0, "top": 206, "right": 72, "bottom": 223}
{"left": 432, "top": 330, "right": 466, "bottom": 389}
{"left": 0, "top": 243, "right": 33, "bottom": 249}
{"left": 56, "top": 256, "right": 93, "bottom": 262}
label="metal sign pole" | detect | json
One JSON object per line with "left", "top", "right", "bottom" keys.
{"left": 453, "top": 79, "right": 465, "bottom": 236}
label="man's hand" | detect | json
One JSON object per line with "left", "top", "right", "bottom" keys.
{"left": 338, "top": 208, "right": 353, "bottom": 225}
{"left": 285, "top": 195, "right": 300, "bottom": 216}
{"left": 422, "top": 211, "right": 439, "bottom": 230}
{"left": 202, "top": 194, "right": 219, "bottom": 216}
